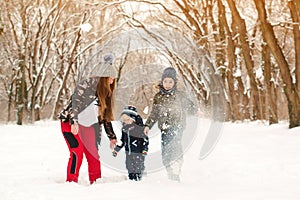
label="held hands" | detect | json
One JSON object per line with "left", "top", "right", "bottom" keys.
{"left": 113, "top": 150, "right": 147, "bottom": 157}
{"left": 110, "top": 139, "right": 117, "bottom": 157}
{"left": 109, "top": 139, "right": 117, "bottom": 149}
{"left": 142, "top": 150, "right": 148, "bottom": 156}
{"left": 112, "top": 150, "right": 118, "bottom": 157}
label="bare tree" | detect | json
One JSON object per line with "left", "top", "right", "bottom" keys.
{"left": 217, "top": 0, "right": 239, "bottom": 120}
{"left": 226, "top": 0, "right": 262, "bottom": 120}
{"left": 288, "top": 0, "right": 300, "bottom": 96}
{"left": 2, "top": 1, "right": 29, "bottom": 125}
{"left": 262, "top": 44, "right": 278, "bottom": 124}
{"left": 254, "top": 0, "right": 300, "bottom": 128}
{"left": 0, "top": 0, "right": 299, "bottom": 128}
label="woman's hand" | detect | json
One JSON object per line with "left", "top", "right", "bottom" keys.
{"left": 71, "top": 123, "right": 79, "bottom": 135}
{"left": 144, "top": 126, "right": 150, "bottom": 135}
{"left": 109, "top": 139, "right": 117, "bottom": 149}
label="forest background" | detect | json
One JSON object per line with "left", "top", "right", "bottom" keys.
{"left": 0, "top": 0, "right": 299, "bottom": 128}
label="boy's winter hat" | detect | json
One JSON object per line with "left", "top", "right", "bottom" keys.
{"left": 121, "top": 105, "right": 138, "bottom": 121}
{"left": 161, "top": 67, "right": 177, "bottom": 82}
{"left": 95, "top": 54, "right": 118, "bottom": 78}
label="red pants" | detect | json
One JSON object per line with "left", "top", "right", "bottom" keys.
{"left": 61, "top": 122, "right": 101, "bottom": 183}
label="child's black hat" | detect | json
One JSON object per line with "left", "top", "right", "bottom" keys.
{"left": 121, "top": 105, "right": 138, "bottom": 121}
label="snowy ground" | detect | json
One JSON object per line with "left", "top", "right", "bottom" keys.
{"left": 0, "top": 118, "right": 300, "bottom": 200}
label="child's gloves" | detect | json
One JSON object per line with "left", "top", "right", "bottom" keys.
{"left": 112, "top": 150, "right": 118, "bottom": 157}
{"left": 142, "top": 150, "right": 147, "bottom": 156}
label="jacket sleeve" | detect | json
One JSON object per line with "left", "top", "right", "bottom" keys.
{"left": 57, "top": 98, "right": 73, "bottom": 123}
{"left": 114, "top": 131, "right": 125, "bottom": 152}
{"left": 103, "top": 120, "right": 117, "bottom": 140}
{"left": 145, "top": 94, "right": 160, "bottom": 129}
{"left": 142, "top": 135, "right": 149, "bottom": 152}
{"left": 71, "top": 77, "right": 99, "bottom": 123}
{"left": 180, "top": 91, "right": 197, "bottom": 115}
{"left": 58, "top": 77, "right": 107, "bottom": 125}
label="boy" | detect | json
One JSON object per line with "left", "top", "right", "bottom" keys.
{"left": 113, "top": 105, "right": 149, "bottom": 181}
{"left": 144, "top": 67, "right": 196, "bottom": 182}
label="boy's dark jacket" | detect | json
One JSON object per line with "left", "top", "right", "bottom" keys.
{"left": 115, "top": 115, "right": 149, "bottom": 154}
{"left": 145, "top": 88, "right": 196, "bottom": 131}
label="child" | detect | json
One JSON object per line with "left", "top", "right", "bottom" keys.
{"left": 144, "top": 67, "right": 196, "bottom": 182}
{"left": 113, "top": 105, "right": 149, "bottom": 181}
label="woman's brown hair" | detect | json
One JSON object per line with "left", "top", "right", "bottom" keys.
{"left": 96, "top": 77, "right": 116, "bottom": 122}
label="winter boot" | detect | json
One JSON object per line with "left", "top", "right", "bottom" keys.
{"left": 135, "top": 173, "right": 142, "bottom": 181}
{"left": 128, "top": 173, "right": 136, "bottom": 180}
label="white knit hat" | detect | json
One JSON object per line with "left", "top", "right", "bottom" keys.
{"left": 92, "top": 54, "right": 118, "bottom": 78}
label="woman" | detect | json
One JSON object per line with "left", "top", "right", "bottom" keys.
{"left": 58, "top": 54, "right": 118, "bottom": 184}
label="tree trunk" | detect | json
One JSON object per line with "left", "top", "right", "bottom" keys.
{"left": 236, "top": 77, "right": 250, "bottom": 120}
{"left": 288, "top": 1, "right": 300, "bottom": 97}
{"left": 16, "top": 57, "right": 26, "bottom": 125}
{"left": 226, "top": 0, "right": 261, "bottom": 120}
{"left": 254, "top": 0, "right": 300, "bottom": 128}
{"left": 293, "top": 0, "right": 300, "bottom": 20}
{"left": 8, "top": 88, "right": 12, "bottom": 121}
{"left": 217, "top": 0, "right": 240, "bottom": 121}
{"left": 262, "top": 44, "right": 278, "bottom": 124}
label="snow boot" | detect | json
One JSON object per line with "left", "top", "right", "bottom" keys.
{"left": 128, "top": 173, "right": 136, "bottom": 180}
{"left": 135, "top": 173, "right": 142, "bottom": 181}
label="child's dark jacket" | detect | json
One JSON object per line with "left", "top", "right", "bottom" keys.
{"left": 115, "top": 116, "right": 149, "bottom": 154}
{"left": 145, "top": 87, "right": 196, "bottom": 131}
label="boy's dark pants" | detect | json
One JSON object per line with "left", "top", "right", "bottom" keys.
{"left": 125, "top": 152, "right": 145, "bottom": 180}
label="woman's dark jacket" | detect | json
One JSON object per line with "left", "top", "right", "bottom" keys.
{"left": 58, "top": 77, "right": 116, "bottom": 140}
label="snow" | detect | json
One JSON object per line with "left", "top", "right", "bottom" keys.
{"left": 1, "top": 119, "right": 300, "bottom": 200}
{"left": 143, "top": 106, "right": 149, "bottom": 115}
{"left": 80, "top": 23, "right": 92, "bottom": 32}
{"left": 233, "top": 68, "right": 242, "bottom": 78}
